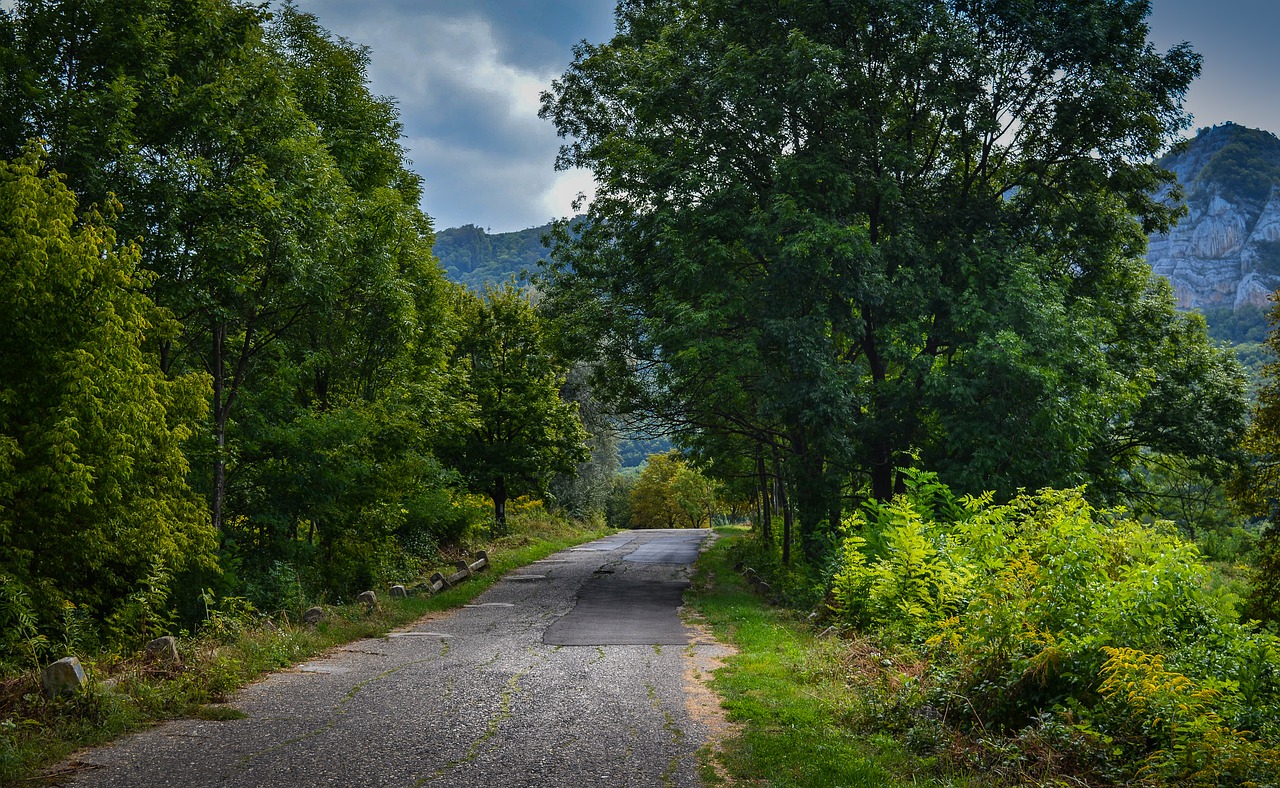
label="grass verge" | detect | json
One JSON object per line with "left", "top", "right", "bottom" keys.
{"left": 1, "top": 516, "right": 610, "bottom": 786}
{"left": 686, "top": 526, "right": 983, "bottom": 787}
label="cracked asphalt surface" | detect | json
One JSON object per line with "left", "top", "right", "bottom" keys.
{"left": 64, "top": 528, "right": 726, "bottom": 787}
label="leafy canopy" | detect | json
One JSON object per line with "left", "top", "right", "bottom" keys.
{"left": 0, "top": 146, "right": 213, "bottom": 631}
{"left": 541, "top": 0, "right": 1242, "bottom": 557}
{"left": 629, "top": 450, "right": 720, "bottom": 529}
{"left": 441, "top": 282, "right": 588, "bottom": 527}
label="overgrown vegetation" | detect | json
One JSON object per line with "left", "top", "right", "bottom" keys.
{"left": 695, "top": 468, "right": 1280, "bottom": 786}
{"left": 0, "top": 0, "right": 596, "bottom": 670}
{"left": 689, "top": 527, "right": 983, "bottom": 787}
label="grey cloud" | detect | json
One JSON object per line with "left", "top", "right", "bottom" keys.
{"left": 292, "top": 0, "right": 597, "bottom": 231}
{"left": 412, "top": 134, "right": 563, "bottom": 232}
{"left": 296, "top": 0, "right": 613, "bottom": 71}
{"left": 287, "top": 0, "right": 1280, "bottom": 232}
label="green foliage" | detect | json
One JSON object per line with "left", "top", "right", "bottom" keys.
{"left": 629, "top": 451, "right": 721, "bottom": 529}
{"left": 1234, "top": 341, "right": 1273, "bottom": 399}
{"left": 441, "top": 282, "right": 589, "bottom": 527}
{"left": 0, "top": 147, "right": 214, "bottom": 653}
{"left": 1190, "top": 125, "right": 1280, "bottom": 207}
{"left": 434, "top": 222, "right": 562, "bottom": 290}
{"left": 618, "top": 435, "right": 673, "bottom": 469}
{"left": 107, "top": 561, "right": 176, "bottom": 648}
{"left": 548, "top": 364, "right": 621, "bottom": 518}
{"left": 688, "top": 528, "right": 982, "bottom": 787}
{"left": 1202, "top": 304, "right": 1270, "bottom": 346}
{"left": 0, "top": 575, "right": 47, "bottom": 672}
{"left": 197, "top": 590, "right": 259, "bottom": 644}
{"left": 1122, "top": 453, "right": 1259, "bottom": 564}
{"left": 0, "top": 0, "right": 476, "bottom": 615}
{"left": 825, "top": 474, "right": 1280, "bottom": 784}
{"left": 226, "top": 396, "right": 478, "bottom": 602}
{"left": 1231, "top": 295, "right": 1280, "bottom": 625}
{"left": 1097, "top": 646, "right": 1280, "bottom": 784}
{"left": 604, "top": 473, "right": 636, "bottom": 529}
{"left": 541, "top": 0, "right": 1240, "bottom": 562}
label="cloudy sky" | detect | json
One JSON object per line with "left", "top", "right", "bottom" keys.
{"left": 293, "top": 0, "right": 1280, "bottom": 234}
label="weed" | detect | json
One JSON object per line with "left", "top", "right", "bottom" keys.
{"left": 687, "top": 531, "right": 979, "bottom": 786}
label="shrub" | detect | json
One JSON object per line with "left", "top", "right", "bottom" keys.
{"left": 826, "top": 473, "right": 1280, "bottom": 783}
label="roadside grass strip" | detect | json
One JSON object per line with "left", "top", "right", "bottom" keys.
{"left": 686, "top": 529, "right": 985, "bottom": 788}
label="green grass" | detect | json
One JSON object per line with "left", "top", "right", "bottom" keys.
{"left": 687, "top": 527, "right": 983, "bottom": 787}
{"left": 0, "top": 516, "right": 611, "bottom": 786}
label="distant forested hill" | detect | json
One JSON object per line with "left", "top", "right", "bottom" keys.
{"left": 435, "top": 222, "right": 556, "bottom": 289}
{"left": 434, "top": 218, "right": 664, "bottom": 467}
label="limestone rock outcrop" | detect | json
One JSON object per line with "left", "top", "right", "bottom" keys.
{"left": 1147, "top": 123, "right": 1280, "bottom": 311}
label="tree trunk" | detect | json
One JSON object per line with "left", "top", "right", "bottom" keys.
{"left": 757, "top": 448, "right": 772, "bottom": 542}
{"left": 492, "top": 475, "right": 508, "bottom": 533}
{"left": 780, "top": 480, "right": 793, "bottom": 567}
{"left": 871, "top": 439, "right": 894, "bottom": 502}
{"left": 788, "top": 425, "right": 832, "bottom": 562}
{"left": 211, "top": 321, "right": 227, "bottom": 534}
{"left": 773, "top": 447, "right": 791, "bottom": 565}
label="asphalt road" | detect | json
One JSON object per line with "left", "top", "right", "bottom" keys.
{"left": 63, "top": 528, "right": 726, "bottom": 787}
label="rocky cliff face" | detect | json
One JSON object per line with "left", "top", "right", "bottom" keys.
{"left": 1147, "top": 123, "right": 1280, "bottom": 311}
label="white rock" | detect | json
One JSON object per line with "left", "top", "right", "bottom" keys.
{"left": 42, "top": 656, "right": 86, "bottom": 698}
{"left": 1149, "top": 130, "right": 1280, "bottom": 312}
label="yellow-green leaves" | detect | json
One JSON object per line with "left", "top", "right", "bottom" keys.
{"left": 628, "top": 449, "right": 720, "bottom": 529}
{"left": 0, "top": 147, "right": 214, "bottom": 645}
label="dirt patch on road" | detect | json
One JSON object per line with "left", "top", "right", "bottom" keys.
{"left": 680, "top": 614, "right": 740, "bottom": 785}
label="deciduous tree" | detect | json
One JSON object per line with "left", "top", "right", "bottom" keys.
{"left": 542, "top": 0, "right": 1243, "bottom": 558}
{"left": 0, "top": 148, "right": 213, "bottom": 630}
{"left": 443, "top": 283, "right": 588, "bottom": 528}
{"left": 629, "top": 451, "right": 720, "bottom": 529}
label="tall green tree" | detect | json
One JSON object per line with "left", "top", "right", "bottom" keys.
{"left": 542, "top": 0, "right": 1244, "bottom": 558}
{"left": 0, "top": 2, "right": 461, "bottom": 594}
{"left": 548, "top": 363, "right": 621, "bottom": 518}
{"left": 443, "top": 283, "right": 588, "bottom": 527}
{"left": 0, "top": 147, "right": 213, "bottom": 631}
{"left": 215, "top": 5, "right": 463, "bottom": 593}
{"left": 0, "top": 0, "right": 352, "bottom": 534}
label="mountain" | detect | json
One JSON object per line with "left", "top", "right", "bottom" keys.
{"left": 1148, "top": 122, "right": 1280, "bottom": 312}
{"left": 441, "top": 128, "right": 1280, "bottom": 311}
{"left": 434, "top": 218, "right": 668, "bottom": 467}
{"left": 434, "top": 222, "right": 554, "bottom": 290}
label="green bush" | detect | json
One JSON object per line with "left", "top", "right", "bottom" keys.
{"left": 0, "top": 575, "right": 47, "bottom": 672}
{"left": 827, "top": 473, "right": 1280, "bottom": 783}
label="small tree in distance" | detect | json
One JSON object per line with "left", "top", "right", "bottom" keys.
{"left": 629, "top": 451, "right": 720, "bottom": 528}
{"left": 442, "top": 281, "right": 588, "bottom": 529}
